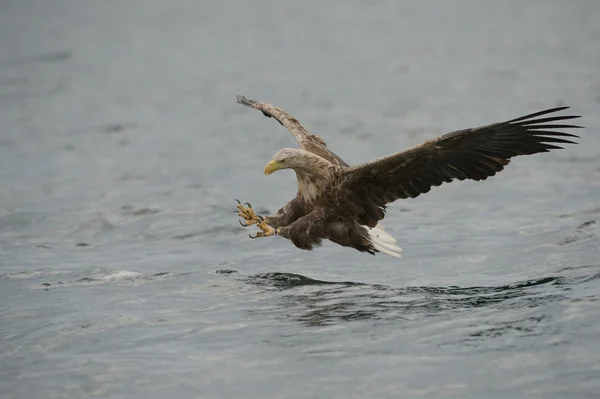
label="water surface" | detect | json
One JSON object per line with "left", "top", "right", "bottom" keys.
{"left": 1, "top": 1, "right": 600, "bottom": 398}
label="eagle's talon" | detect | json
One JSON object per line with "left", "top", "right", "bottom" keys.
{"left": 249, "top": 230, "right": 271, "bottom": 239}
{"left": 235, "top": 199, "right": 275, "bottom": 237}
{"left": 236, "top": 202, "right": 256, "bottom": 218}
{"left": 236, "top": 199, "right": 267, "bottom": 229}
{"left": 238, "top": 214, "right": 258, "bottom": 227}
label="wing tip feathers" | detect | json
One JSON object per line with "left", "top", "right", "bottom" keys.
{"left": 236, "top": 95, "right": 256, "bottom": 108}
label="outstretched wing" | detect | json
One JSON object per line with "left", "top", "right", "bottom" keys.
{"left": 340, "top": 106, "right": 582, "bottom": 226}
{"left": 236, "top": 95, "right": 348, "bottom": 167}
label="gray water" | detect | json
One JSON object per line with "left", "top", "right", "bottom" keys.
{"left": 1, "top": 1, "right": 600, "bottom": 398}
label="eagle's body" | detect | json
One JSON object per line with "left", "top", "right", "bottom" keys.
{"left": 235, "top": 95, "right": 582, "bottom": 257}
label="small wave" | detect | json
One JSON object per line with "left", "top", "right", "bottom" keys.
{"left": 244, "top": 268, "right": 598, "bottom": 326}
{"left": 27, "top": 269, "right": 184, "bottom": 290}
{"left": 172, "top": 225, "right": 243, "bottom": 240}
{"left": 557, "top": 220, "right": 596, "bottom": 246}
{"left": 120, "top": 205, "right": 160, "bottom": 216}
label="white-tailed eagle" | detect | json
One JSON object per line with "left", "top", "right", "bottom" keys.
{"left": 235, "top": 95, "right": 582, "bottom": 257}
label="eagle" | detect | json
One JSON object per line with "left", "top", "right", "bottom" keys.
{"left": 234, "top": 95, "right": 582, "bottom": 257}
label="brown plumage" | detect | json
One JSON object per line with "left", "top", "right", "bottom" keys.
{"left": 236, "top": 95, "right": 348, "bottom": 167}
{"left": 236, "top": 95, "right": 582, "bottom": 257}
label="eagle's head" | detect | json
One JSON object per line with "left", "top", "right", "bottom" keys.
{"left": 264, "top": 148, "right": 339, "bottom": 203}
{"left": 264, "top": 148, "right": 313, "bottom": 175}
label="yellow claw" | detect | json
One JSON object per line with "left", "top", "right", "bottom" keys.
{"left": 249, "top": 222, "right": 276, "bottom": 239}
{"left": 236, "top": 200, "right": 258, "bottom": 224}
{"left": 235, "top": 200, "right": 276, "bottom": 239}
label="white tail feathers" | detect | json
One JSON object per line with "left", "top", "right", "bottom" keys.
{"left": 367, "top": 225, "right": 403, "bottom": 258}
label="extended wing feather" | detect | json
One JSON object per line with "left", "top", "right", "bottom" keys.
{"left": 340, "top": 106, "right": 582, "bottom": 227}
{"left": 236, "top": 95, "right": 348, "bottom": 167}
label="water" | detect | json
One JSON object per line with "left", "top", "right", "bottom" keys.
{"left": 1, "top": 0, "right": 600, "bottom": 398}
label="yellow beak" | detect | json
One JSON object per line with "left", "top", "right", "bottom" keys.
{"left": 264, "top": 160, "right": 279, "bottom": 175}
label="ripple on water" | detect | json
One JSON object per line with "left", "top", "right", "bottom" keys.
{"left": 240, "top": 266, "right": 599, "bottom": 327}
{"left": 557, "top": 220, "right": 596, "bottom": 246}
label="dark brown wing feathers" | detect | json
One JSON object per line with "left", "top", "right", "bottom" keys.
{"left": 236, "top": 95, "right": 349, "bottom": 167}
{"left": 341, "top": 107, "right": 582, "bottom": 226}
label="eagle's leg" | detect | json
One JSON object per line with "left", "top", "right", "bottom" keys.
{"left": 249, "top": 217, "right": 278, "bottom": 239}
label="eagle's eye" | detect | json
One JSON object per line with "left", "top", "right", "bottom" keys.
{"left": 280, "top": 159, "right": 286, "bottom": 164}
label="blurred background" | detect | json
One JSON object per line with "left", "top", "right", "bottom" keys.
{"left": 1, "top": 1, "right": 599, "bottom": 398}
